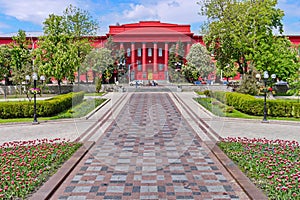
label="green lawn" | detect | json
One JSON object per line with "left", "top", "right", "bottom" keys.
{"left": 0, "top": 94, "right": 107, "bottom": 123}
{"left": 194, "top": 96, "right": 300, "bottom": 122}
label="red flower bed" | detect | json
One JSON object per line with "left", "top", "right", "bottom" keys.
{"left": 0, "top": 138, "right": 81, "bottom": 199}
{"left": 219, "top": 137, "right": 300, "bottom": 199}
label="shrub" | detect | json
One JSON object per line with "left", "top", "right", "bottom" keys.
{"left": 203, "top": 90, "right": 211, "bottom": 97}
{"left": 223, "top": 106, "right": 234, "bottom": 113}
{"left": 209, "top": 91, "right": 300, "bottom": 118}
{"left": 0, "top": 92, "right": 84, "bottom": 119}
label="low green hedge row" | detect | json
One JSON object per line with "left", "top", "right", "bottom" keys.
{"left": 0, "top": 92, "right": 84, "bottom": 119}
{"left": 210, "top": 91, "right": 300, "bottom": 118}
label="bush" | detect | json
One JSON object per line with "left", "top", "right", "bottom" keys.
{"left": 0, "top": 92, "right": 84, "bottom": 119}
{"left": 203, "top": 90, "right": 211, "bottom": 97}
{"left": 210, "top": 91, "right": 300, "bottom": 118}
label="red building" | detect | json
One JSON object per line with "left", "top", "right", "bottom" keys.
{"left": 1, "top": 21, "right": 300, "bottom": 82}
{"left": 94, "top": 21, "right": 203, "bottom": 81}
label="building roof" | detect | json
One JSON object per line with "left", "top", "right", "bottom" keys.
{"left": 0, "top": 31, "right": 43, "bottom": 38}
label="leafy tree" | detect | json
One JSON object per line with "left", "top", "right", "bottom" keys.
{"left": 82, "top": 47, "right": 114, "bottom": 82}
{"left": 185, "top": 43, "right": 213, "bottom": 79}
{"left": 9, "top": 30, "right": 33, "bottom": 94}
{"left": 168, "top": 41, "right": 185, "bottom": 68}
{"left": 0, "top": 44, "right": 11, "bottom": 85}
{"left": 181, "top": 63, "right": 200, "bottom": 83}
{"left": 219, "top": 64, "right": 238, "bottom": 82}
{"left": 34, "top": 14, "right": 78, "bottom": 94}
{"left": 62, "top": 4, "right": 98, "bottom": 84}
{"left": 103, "top": 36, "right": 126, "bottom": 83}
{"left": 167, "top": 41, "right": 187, "bottom": 83}
{"left": 198, "top": 0, "right": 299, "bottom": 84}
{"left": 105, "top": 36, "right": 125, "bottom": 63}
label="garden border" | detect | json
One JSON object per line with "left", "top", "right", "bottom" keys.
{"left": 28, "top": 141, "right": 95, "bottom": 200}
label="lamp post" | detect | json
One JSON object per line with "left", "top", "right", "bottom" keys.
{"left": 175, "top": 62, "right": 182, "bottom": 72}
{"left": 26, "top": 73, "right": 40, "bottom": 125}
{"left": 32, "top": 73, "right": 39, "bottom": 124}
{"left": 256, "top": 71, "right": 276, "bottom": 123}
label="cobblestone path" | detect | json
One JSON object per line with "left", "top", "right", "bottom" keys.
{"left": 52, "top": 93, "right": 248, "bottom": 200}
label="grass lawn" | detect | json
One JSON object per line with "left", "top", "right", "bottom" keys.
{"left": 0, "top": 94, "right": 107, "bottom": 123}
{"left": 194, "top": 96, "right": 300, "bottom": 122}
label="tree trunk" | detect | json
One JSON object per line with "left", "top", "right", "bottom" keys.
{"left": 58, "top": 80, "right": 62, "bottom": 94}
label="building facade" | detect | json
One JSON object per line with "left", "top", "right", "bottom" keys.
{"left": 92, "top": 21, "right": 204, "bottom": 81}
{"left": 1, "top": 21, "right": 300, "bottom": 82}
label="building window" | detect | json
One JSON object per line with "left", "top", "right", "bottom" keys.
{"left": 159, "top": 64, "right": 164, "bottom": 71}
{"left": 138, "top": 48, "right": 142, "bottom": 57}
{"left": 127, "top": 48, "right": 131, "bottom": 57}
{"left": 158, "top": 48, "right": 163, "bottom": 57}
{"left": 148, "top": 48, "right": 152, "bottom": 57}
{"left": 138, "top": 64, "right": 142, "bottom": 71}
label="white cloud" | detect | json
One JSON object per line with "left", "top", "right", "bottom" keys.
{"left": 120, "top": 0, "right": 203, "bottom": 24}
{"left": 96, "top": 0, "right": 205, "bottom": 35}
{"left": 0, "top": 0, "right": 77, "bottom": 25}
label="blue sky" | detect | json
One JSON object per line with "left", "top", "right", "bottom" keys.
{"left": 0, "top": 0, "right": 299, "bottom": 36}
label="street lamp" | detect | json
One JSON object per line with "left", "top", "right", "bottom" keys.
{"left": 256, "top": 71, "right": 276, "bottom": 123}
{"left": 25, "top": 73, "right": 40, "bottom": 125}
{"left": 32, "top": 73, "right": 39, "bottom": 124}
{"left": 175, "top": 62, "right": 182, "bottom": 72}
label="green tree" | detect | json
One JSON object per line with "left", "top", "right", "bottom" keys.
{"left": 82, "top": 47, "right": 114, "bottom": 82}
{"left": 167, "top": 41, "right": 187, "bottom": 83}
{"left": 34, "top": 14, "right": 78, "bottom": 94}
{"left": 62, "top": 4, "right": 98, "bottom": 84}
{"left": 181, "top": 63, "right": 200, "bottom": 82}
{"left": 9, "top": 30, "right": 33, "bottom": 94}
{"left": 0, "top": 44, "right": 11, "bottom": 85}
{"left": 198, "top": 0, "right": 299, "bottom": 84}
{"left": 185, "top": 43, "right": 213, "bottom": 79}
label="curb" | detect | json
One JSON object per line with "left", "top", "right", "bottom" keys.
{"left": 28, "top": 141, "right": 95, "bottom": 200}
{"left": 84, "top": 98, "right": 111, "bottom": 120}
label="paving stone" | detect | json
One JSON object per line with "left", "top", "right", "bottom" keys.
{"left": 52, "top": 93, "right": 246, "bottom": 200}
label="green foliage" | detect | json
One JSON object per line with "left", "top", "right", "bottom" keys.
{"left": 236, "top": 74, "right": 260, "bottom": 95}
{"left": 168, "top": 41, "right": 185, "bottom": 68}
{"left": 9, "top": 30, "right": 33, "bottom": 87}
{"left": 199, "top": 0, "right": 299, "bottom": 82}
{"left": 56, "top": 98, "right": 106, "bottom": 118}
{"left": 34, "top": 5, "right": 97, "bottom": 90}
{"left": 95, "top": 77, "right": 102, "bottom": 93}
{"left": 82, "top": 47, "right": 114, "bottom": 80}
{"left": 0, "top": 92, "right": 84, "bottom": 119}
{"left": 0, "top": 45, "right": 11, "bottom": 82}
{"left": 35, "top": 14, "right": 79, "bottom": 93}
{"left": 186, "top": 43, "right": 213, "bottom": 78}
{"left": 211, "top": 91, "right": 300, "bottom": 118}
{"left": 204, "top": 90, "right": 211, "bottom": 97}
{"left": 63, "top": 4, "right": 98, "bottom": 37}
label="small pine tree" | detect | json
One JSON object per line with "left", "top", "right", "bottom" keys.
{"left": 236, "top": 74, "right": 260, "bottom": 95}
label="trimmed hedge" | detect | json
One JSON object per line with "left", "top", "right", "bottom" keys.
{"left": 0, "top": 92, "right": 84, "bottom": 119}
{"left": 211, "top": 91, "right": 300, "bottom": 118}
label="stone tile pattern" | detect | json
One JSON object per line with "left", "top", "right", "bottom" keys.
{"left": 55, "top": 93, "right": 241, "bottom": 200}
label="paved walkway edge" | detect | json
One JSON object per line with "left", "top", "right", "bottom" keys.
{"left": 28, "top": 141, "right": 95, "bottom": 200}
{"left": 84, "top": 98, "right": 111, "bottom": 120}
{"left": 210, "top": 143, "right": 268, "bottom": 200}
